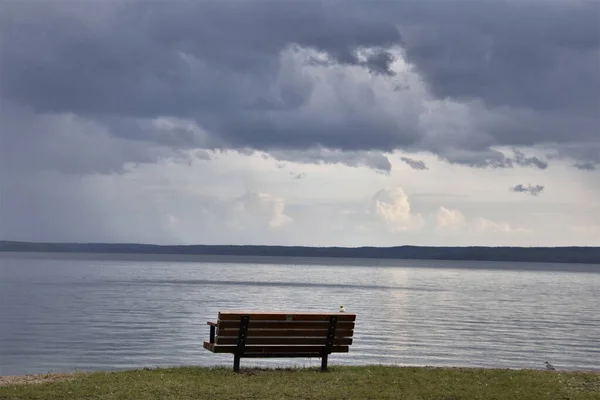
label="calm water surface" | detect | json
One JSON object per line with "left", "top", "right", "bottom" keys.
{"left": 1, "top": 252, "right": 598, "bottom": 376}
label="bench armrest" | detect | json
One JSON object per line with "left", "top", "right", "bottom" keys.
{"left": 207, "top": 322, "right": 217, "bottom": 343}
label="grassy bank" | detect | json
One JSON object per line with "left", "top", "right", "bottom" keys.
{"left": 0, "top": 366, "right": 598, "bottom": 400}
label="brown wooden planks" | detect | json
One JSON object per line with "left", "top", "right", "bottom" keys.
{"left": 215, "top": 337, "right": 353, "bottom": 345}
{"left": 217, "top": 320, "right": 355, "bottom": 330}
{"left": 218, "top": 312, "right": 356, "bottom": 322}
{"left": 205, "top": 344, "right": 350, "bottom": 354}
{"left": 216, "top": 328, "right": 354, "bottom": 338}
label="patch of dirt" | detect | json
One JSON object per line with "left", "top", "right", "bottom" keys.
{"left": 0, "top": 372, "right": 82, "bottom": 386}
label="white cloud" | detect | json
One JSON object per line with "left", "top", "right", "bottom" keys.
{"left": 433, "top": 206, "right": 533, "bottom": 239}
{"left": 231, "top": 191, "right": 293, "bottom": 230}
{"left": 371, "top": 187, "right": 424, "bottom": 232}
{"left": 1, "top": 147, "right": 596, "bottom": 247}
{"left": 473, "top": 217, "right": 511, "bottom": 233}
{"left": 436, "top": 207, "right": 467, "bottom": 231}
{"left": 471, "top": 217, "right": 531, "bottom": 234}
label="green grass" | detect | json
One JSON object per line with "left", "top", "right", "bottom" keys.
{"left": 0, "top": 366, "right": 598, "bottom": 400}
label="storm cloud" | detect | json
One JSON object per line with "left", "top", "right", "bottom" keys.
{"left": 1, "top": 0, "right": 598, "bottom": 175}
{"left": 574, "top": 162, "right": 597, "bottom": 171}
{"left": 1, "top": 0, "right": 599, "bottom": 246}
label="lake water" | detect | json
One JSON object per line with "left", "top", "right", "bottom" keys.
{"left": 0, "top": 252, "right": 598, "bottom": 376}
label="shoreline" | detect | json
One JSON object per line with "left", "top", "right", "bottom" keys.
{"left": 2, "top": 366, "right": 598, "bottom": 400}
{"left": 2, "top": 365, "right": 599, "bottom": 386}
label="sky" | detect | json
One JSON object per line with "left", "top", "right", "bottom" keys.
{"left": 0, "top": 0, "right": 599, "bottom": 247}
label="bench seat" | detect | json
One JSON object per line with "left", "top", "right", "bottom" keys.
{"left": 203, "top": 311, "right": 356, "bottom": 372}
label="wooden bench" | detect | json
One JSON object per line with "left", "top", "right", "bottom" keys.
{"left": 203, "top": 311, "right": 356, "bottom": 372}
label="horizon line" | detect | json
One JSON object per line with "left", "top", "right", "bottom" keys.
{"left": 1, "top": 240, "right": 598, "bottom": 249}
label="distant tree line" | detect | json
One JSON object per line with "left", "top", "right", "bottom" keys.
{"left": 1, "top": 241, "right": 599, "bottom": 264}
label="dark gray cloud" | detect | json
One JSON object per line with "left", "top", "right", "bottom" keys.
{"left": 397, "top": 1, "right": 599, "bottom": 117}
{"left": 510, "top": 150, "right": 548, "bottom": 170}
{"left": 574, "top": 162, "right": 597, "bottom": 171}
{"left": 305, "top": 48, "right": 398, "bottom": 76}
{"left": 510, "top": 184, "right": 545, "bottom": 196}
{"left": 271, "top": 149, "right": 392, "bottom": 173}
{"left": 0, "top": 0, "right": 401, "bottom": 117}
{"left": 401, "top": 157, "right": 429, "bottom": 170}
{"left": 292, "top": 172, "right": 307, "bottom": 180}
{"left": 439, "top": 149, "right": 548, "bottom": 170}
{"left": 0, "top": 0, "right": 598, "bottom": 175}
{"left": 546, "top": 142, "right": 600, "bottom": 171}
{"left": 562, "top": 143, "right": 600, "bottom": 171}
{"left": 0, "top": 102, "right": 199, "bottom": 175}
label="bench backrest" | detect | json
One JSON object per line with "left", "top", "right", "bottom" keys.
{"left": 213, "top": 311, "right": 356, "bottom": 354}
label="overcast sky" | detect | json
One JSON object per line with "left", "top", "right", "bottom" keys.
{"left": 1, "top": 0, "right": 598, "bottom": 247}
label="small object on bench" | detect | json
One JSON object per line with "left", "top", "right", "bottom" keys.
{"left": 203, "top": 311, "right": 356, "bottom": 372}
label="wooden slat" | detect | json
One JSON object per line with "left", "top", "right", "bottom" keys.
{"left": 218, "top": 312, "right": 356, "bottom": 322}
{"left": 217, "top": 320, "right": 355, "bottom": 330}
{"left": 245, "top": 345, "right": 350, "bottom": 354}
{"left": 242, "top": 353, "right": 322, "bottom": 358}
{"left": 216, "top": 328, "right": 354, "bottom": 338}
{"left": 204, "top": 343, "right": 350, "bottom": 354}
{"left": 215, "top": 337, "right": 353, "bottom": 345}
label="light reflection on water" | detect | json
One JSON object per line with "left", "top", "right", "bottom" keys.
{"left": 0, "top": 252, "right": 598, "bottom": 376}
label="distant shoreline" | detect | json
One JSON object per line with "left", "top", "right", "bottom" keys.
{"left": 1, "top": 240, "right": 599, "bottom": 265}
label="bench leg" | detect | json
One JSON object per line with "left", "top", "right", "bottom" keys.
{"left": 321, "top": 354, "right": 329, "bottom": 372}
{"left": 233, "top": 354, "right": 241, "bottom": 372}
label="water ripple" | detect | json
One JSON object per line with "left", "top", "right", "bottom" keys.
{"left": 1, "top": 254, "right": 599, "bottom": 375}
